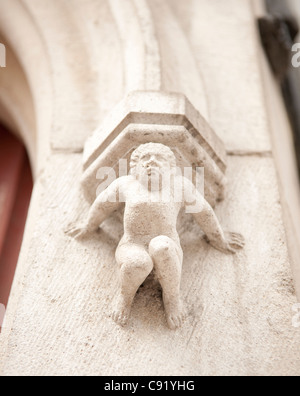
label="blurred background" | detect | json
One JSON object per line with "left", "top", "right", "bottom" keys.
{"left": 0, "top": 125, "right": 32, "bottom": 311}
{"left": 260, "top": 0, "right": 300, "bottom": 174}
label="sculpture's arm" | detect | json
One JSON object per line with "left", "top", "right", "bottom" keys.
{"left": 66, "top": 177, "right": 124, "bottom": 239}
{"left": 183, "top": 178, "right": 245, "bottom": 254}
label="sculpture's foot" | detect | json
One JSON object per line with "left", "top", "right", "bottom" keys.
{"left": 164, "top": 296, "right": 186, "bottom": 330}
{"left": 112, "top": 295, "right": 132, "bottom": 327}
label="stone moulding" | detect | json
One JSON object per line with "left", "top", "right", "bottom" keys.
{"left": 81, "top": 91, "right": 227, "bottom": 207}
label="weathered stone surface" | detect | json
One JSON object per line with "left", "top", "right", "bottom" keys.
{"left": 168, "top": 0, "right": 272, "bottom": 154}
{"left": 0, "top": 154, "right": 299, "bottom": 376}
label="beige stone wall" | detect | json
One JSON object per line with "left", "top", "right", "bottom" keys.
{"left": 288, "top": 0, "right": 300, "bottom": 22}
{"left": 0, "top": 0, "right": 299, "bottom": 375}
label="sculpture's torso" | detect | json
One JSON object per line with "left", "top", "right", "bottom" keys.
{"left": 120, "top": 177, "right": 182, "bottom": 247}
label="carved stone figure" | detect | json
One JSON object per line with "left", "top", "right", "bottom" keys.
{"left": 67, "top": 143, "right": 245, "bottom": 330}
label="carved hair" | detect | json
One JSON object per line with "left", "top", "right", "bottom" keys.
{"left": 130, "top": 143, "right": 177, "bottom": 173}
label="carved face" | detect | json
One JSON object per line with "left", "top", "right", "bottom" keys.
{"left": 138, "top": 151, "right": 170, "bottom": 176}
{"left": 130, "top": 143, "right": 177, "bottom": 178}
{"left": 130, "top": 143, "right": 177, "bottom": 191}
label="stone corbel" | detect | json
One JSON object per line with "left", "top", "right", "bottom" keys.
{"left": 81, "top": 91, "right": 227, "bottom": 209}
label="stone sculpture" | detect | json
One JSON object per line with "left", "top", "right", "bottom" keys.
{"left": 67, "top": 143, "right": 245, "bottom": 329}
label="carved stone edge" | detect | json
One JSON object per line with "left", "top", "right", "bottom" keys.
{"left": 83, "top": 91, "right": 227, "bottom": 172}
{"left": 81, "top": 91, "right": 227, "bottom": 208}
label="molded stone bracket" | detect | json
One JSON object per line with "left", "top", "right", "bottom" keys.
{"left": 82, "top": 91, "right": 227, "bottom": 207}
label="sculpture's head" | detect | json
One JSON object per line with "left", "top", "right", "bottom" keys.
{"left": 130, "top": 143, "right": 177, "bottom": 180}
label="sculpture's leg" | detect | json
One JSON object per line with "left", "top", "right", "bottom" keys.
{"left": 149, "top": 236, "right": 185, "bottom": 330}
{"left": 113, "top": 243, "right": 154, "bottom": 326}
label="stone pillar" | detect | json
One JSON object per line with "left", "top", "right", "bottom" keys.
{"left": 0, "top": 0, "right": 299, "bottom": 375}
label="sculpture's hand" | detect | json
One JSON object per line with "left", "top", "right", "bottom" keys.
{"left": 205, "top": 232, "right": 245, "bottom": 254}
{"left": 65, "top": 223, "right": 95, "bottom": 240}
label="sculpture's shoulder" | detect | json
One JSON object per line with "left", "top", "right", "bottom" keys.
{"left": 181, "top": 175, "right": 195, "bottom": 188}
{"left": 174, "top": 174, "right": 195, "bottom": 195}
{"left": 179, "top": 175, "right": 206, "bottom": 211}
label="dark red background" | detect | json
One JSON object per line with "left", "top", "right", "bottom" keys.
{"left": 0, "top": 125, "right": 33, "bottom": 310}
